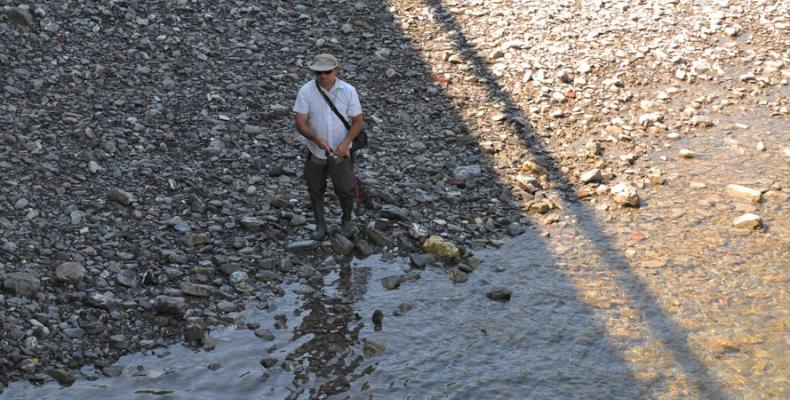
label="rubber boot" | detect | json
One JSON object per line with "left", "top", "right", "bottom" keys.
{"left": 310, "top": 197, "right": 326, "bottom": 241}
{"left": 339, "top": 197, "right": 355, "bottom": 238}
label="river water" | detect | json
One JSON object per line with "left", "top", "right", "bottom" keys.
{"left": 3, "top": 99, "right": 789, "bottom": 400}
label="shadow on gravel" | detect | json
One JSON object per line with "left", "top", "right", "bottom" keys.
{"left": 402, "top": 0, "right": 728, "bottom": 398}
{"left": 292, "top": 2, "right": 722, "bottom": 400}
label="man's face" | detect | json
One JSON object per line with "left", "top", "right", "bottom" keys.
{"left": 315, "top": 68, "right": 338, "bottom": 86}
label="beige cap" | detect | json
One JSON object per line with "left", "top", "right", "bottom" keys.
{"left": 308, "top": 53, "right": 339, "bottom": 71}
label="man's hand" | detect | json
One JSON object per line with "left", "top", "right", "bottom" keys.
{"left": 335, "top": 141, "right": 351, "bottom": 158}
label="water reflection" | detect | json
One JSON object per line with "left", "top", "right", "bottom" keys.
{"left": 283, "top": 264, "right": 370, "bottom": 398}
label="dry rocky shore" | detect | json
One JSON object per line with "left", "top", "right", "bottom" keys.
{"left": 1, "top": 0, "right": 788, "bottom": 393}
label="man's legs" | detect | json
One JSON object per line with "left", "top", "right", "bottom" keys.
{"left": 328, "top": 157, "right": 356, "bottom": 237}
{"left": 304, "top": 154, "right": 328, "bottom": 240}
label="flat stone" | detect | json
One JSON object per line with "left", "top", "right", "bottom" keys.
{"left": 726, "top": 184, "right": 762, "bottom": 202}
{"left": 180, "top": 282, "right": 216, "bottom": 297}
{"left": 380, "top": 205, "right": 409, "bottom": 220}
{"left": 286, "top": 240, "right": 320, "bottom": 252}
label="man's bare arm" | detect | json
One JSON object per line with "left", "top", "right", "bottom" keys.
{"left": 295, "top": 113, "right": 330, "bottom": 152}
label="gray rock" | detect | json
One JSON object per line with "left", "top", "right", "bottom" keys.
{"left": 286, "top": 240, "right": 320, "bottom": 252}
{"left": 580, "top": 169, "right": 603, "bottom": 184}
{"left": 393, "top": 303, "right": 415, "bottom": 316}
{"left": 254, "top": 328, "right": 275, "bottom": 341}
{"left": 5, "top": 7, "right": 34, "bottom": 27}
{"left": 101, "top": 366, "right": 124, "bottom": 377}
{"left": 410, "top": 253, "right": 437, "bottom": 268}
{"left": 331, "top": 235, "right": 354, "bottom": 255}
{"left": 116, "top": 270, "right": 138, "bottom": 288}
{"left": 180, "top": 282, "right": 216, "bottom": 297}
{"left": 363, "top": 339, "right": 387, "bottom": 357}
{"left": 46, "top": 369, "right": 75, "bottom": 386}
{"left": 260, "top": 358, "right": 278, "bottom": 368}
{"left": 380, "top": 205, "right": 409, "bottom": 220}
{"left": 55, "top": 262, "right": 86, "bottom": 283}
{"left": 153, "top": 296, "right": 186, "bottom": 315}
{"left": 107, "top": 189, "right": 135, "bottom": 206}
{"left": 447, "top": 268, "right": 468, "bottom": 283}
{"left": 184, "top": 318, "right": 205, "bottom": 344}
{"left": 240, "top": 217, "right": 265, "bottom": 231}
{"left": 3, "top": 272, "right": 41, "bottom": 296}
{"left": 184, "top": 233, "right": 211, "bottom": 247}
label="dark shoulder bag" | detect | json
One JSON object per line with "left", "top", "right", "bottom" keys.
{"left": 316, "top": 81, "right": 368, "bottom": 152}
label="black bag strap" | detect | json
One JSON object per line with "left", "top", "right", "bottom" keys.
{"left": 316, "top": 80, "right": 351, "bottom": 131}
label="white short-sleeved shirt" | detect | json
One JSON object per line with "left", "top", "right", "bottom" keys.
{"left": 293, "top": 78, "right": 362, "bottom": 159}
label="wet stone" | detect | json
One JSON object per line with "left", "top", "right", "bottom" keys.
{"left": 254, "top": 329, "right": 275, "bottom": 341}
{"left": 46, "top": 369, "right": 75, "bottom": 386}
{"left": 393, "top": 303, "right": 415, "bottom": 316}
{"left": 380, "top": 275, "right": 402, "bottom": 290}
{"left": 409, "top": 253, "right": 437, "bottom": 269}
{"left": 486, "top": 288, "right": 512, "bottom": 302}
{"left": 447, "top": 268, "right": 468, "bottom": 283}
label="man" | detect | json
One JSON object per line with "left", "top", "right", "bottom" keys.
{"left": 293, "top": 54, "right": 364, "bottom": 241}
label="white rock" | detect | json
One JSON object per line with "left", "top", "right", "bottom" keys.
{"left": 732, "top": 213, "right": 761, "bottom": 229}
{"left": 679, "top": 149, "right": 697, "bottom": 158}
{"left": 639, "top": 112, "right": 663, "bottom": 126}
{"left": 580, "top": 169, "right": 603, "bottom": 184}
{"left": 610, "top": 182, "right": 640, "bottom": 207}
{"left": 726, "top": 184, "right": 762, "bottom": 202}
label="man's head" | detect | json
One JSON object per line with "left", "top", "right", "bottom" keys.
{"left": 309, "top": 54, "right": 339, "bottom": 86}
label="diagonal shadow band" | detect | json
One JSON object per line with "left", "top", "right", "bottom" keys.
{"left": 413, "top": 0, "right": 729, "bottom": 398}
